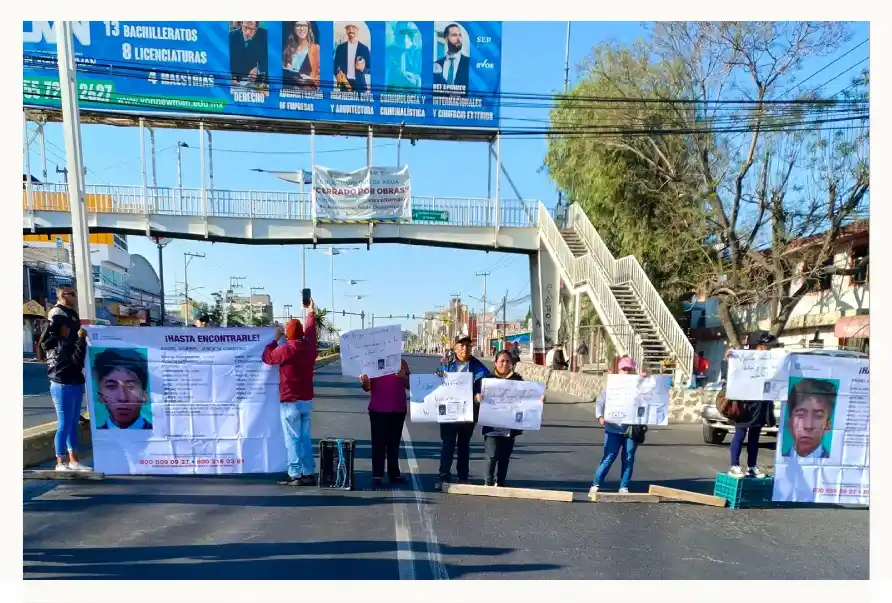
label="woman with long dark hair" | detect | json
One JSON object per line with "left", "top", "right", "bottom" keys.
{"left": 283, "top": 22, "right": 320, "bottom": 88}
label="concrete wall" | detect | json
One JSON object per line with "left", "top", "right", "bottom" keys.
{"left": 514, "top": 361, "right": 719, "bottom": 424}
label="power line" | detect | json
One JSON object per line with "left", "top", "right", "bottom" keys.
{"left": 780, "top": 39, "right": 869, "bottom": 97}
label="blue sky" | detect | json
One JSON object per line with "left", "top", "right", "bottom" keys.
{"left": 27, "top": 21, "right": 869, "bottom": 333}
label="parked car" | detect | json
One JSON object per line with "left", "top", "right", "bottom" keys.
{"left": 700, "top": 347, "right": 868, "bottom": 445}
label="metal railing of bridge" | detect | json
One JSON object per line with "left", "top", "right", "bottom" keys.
{"left": 23, "top": 183, "right": 541, "bottom": 229}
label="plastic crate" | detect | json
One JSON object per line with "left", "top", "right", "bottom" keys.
{"left": 713, "top": 473, "right": 774, "bottom": 509}
{"left": 318, "top": 438, "right": 356, "bottom": 490}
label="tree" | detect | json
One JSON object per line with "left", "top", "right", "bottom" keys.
{"left": 547, "top": 22, "right": 869, "bottom": 347}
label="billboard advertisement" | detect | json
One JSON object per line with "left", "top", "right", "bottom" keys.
{"left": 23, "top": 21, "right": 502, "bottom": 130}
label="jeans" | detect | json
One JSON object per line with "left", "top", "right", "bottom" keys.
{"left": 50, "top": 382, "right": 84, "bottom": 458}
{"left": 593, "top": 430, "right": 639, "bottom": 489}
{"left": 280, "top": 401, "right": 315, "bottom": 479}
{"left": 484, "top": 435, "right": 516, "bottom": 486}
{"left": 730, "top": 426, "right": 761, "bottom": 468}
{"left": 438, "top": 422, "right": 475, "bottom": 480}
{"left": 369, "top": 411, "right": 406, "bottom": 479}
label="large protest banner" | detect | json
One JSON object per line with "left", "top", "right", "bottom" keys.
{"left": 603, "top": 374, "right": 671, "bottom": 426}
{"left": 409, "top": 373, "right": 473, "bottom": 423}
{"left": 772, "top": 354, "right": 869, "bottom": 505}
{"left": 478, "top": 379, "right": 545, "bottom": 430}
{"left": 339, "top": 324, "right": 403, "bottom": 378}
{"left": 85, "top": 326, "right": 284, "bottom": 475}
{"left": 312, "top": 165, "right": 411, "bottom": 222}
{"left": 726, "top": 349, "right": 790, "bottom": 401}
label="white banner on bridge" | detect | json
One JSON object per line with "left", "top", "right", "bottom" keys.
{"left": 84, "top": 326, "right": 284, "bottom": 475}
{"left": 603, "top": 374, "right": 671, "bottom": 426}
{"left": 339, "top": 325, "right": 403, "bottom": 378}
{"left": 772, "top": 354, "right": 869, "bottom": 505}
{"left": 409, "top": 372, "right": 474, "bottom": 423}
{"left": 478, "top": 378, "right": 545, "bottom": 431}
{"left": 726, "top": 349, "right": 791, "bottom": 401}
{"left": 312, "top": 165, "right": 411, "bottom": 222}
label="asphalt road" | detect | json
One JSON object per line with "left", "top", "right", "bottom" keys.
{"left": 23, "top": 355, "right": 869, "bottom": 580}
{"left": 24, "top": 361, "right": 57, "bottom": 430}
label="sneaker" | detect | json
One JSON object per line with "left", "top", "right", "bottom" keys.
{"left": 618, "top": 487, "right": 630, "bottom": 494}
{"left": 54, "top": 463, "right": 69, "bottom": 472}
{"left": 588, "top": 485, "right": 600, "bottom": 497}
{"left": 277, "top": 475, "right": 299, "bottom": 486}
{"left": 67, "top": 462, "right": 92, "bottom": 472}
{"left": 728, "top": 465, "right": 745, "bottom": 478}
{"left": 747, "top": 466, "right": 766, "bottom": 478}
{"left": 389, "top": 475, "right": 408, "bottom": 485}
{"left": 299, "top": 475, "right": 317, "bottom": 486}
{"left": 434, "top": 476, "right": 450, "bottom": 491}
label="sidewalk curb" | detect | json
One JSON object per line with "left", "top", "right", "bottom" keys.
{"left": 22, "top": 353, "right": 342, "bottom": 469}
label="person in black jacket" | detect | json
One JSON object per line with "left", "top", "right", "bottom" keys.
{"left": 724, "top": 331, "right": 780, "bottom": 478}
{"left": 38, "top": 285, "right": 91, "bottom": 472}
{"left": 476, "top": 350, "right": 545, "bottom": 487}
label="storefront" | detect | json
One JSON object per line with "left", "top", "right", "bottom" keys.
{"left": 836, "top": 315, "right": 869, "bottom": 354}
{"left": 22, "top": 300, "right": 47, "bottom": 357}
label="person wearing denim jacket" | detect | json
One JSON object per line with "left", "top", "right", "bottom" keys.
{"left": 433, "top": 336, "right": 491, "bottom": 491}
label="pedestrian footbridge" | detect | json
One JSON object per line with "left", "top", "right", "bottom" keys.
{"left": 22, "top": 184, "right": 694, "bottom": 382}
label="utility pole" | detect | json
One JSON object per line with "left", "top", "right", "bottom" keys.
{"left": 557, "top": 21, "right": 571, "bottom": 223}
{"left": 183, "top": 252, "right": 205, "bottom": 323}
{"left": 152, "top": 237, "right": 171, "bottom": 325}
{"left": 224, "top": 276, "right": 246, "bottom": 327}
{"left": 476, "top": 272, "right": 490, "bottom": 348}
{"left": 249, "top": 285, "right": 265, "bottom": 325}
{"left": 502, "top": 290, "right": 508, "bottom": 348}
{"left": 283, "top": 304, "right": 293, "bottom": 320}
{"left": 449, "top": 292, "right": 461, "bottom": 342}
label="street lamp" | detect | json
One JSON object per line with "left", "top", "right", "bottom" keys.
{"left": 310, "top": 246, "right": 360, "bottom": 317}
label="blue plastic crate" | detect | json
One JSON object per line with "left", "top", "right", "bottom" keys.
{"left": 713, "top": 473, "right": 774, "bottom": 509}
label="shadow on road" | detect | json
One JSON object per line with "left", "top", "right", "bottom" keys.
{"left": 24, "top": 541, "right": 562, "bottom": 579}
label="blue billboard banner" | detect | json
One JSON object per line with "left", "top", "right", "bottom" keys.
{"left": 23, "top": 21, "right": 502, "bottom": 130}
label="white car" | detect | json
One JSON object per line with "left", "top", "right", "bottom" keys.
{"left": 700, "top": 347, "right": 868, "bottom": 445}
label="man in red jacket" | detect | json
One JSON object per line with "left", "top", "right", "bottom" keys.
{"left": 262, "top": 299, "right": 318, "bottom": 486}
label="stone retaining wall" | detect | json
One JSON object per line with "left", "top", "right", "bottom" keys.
{"left": 514, "top": 361, "right": 720, "bottom": 424}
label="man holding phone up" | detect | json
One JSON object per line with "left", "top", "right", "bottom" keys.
{"left": 262, "top": 295, "right": 318, "bottom": 486}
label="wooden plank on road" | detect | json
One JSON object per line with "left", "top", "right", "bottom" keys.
{"left": 589, "top": 492, "right": 660, "bottom": 503}
{"left": 23, "top": 470, "right": 105, "bottom": 481}
{"left": 648, "top": 485, "right": 727, "bottom": 507}
{"left": 444, "top": 483, "right": 573, "bottom": 502}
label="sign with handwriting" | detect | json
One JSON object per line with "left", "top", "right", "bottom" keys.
{"left": 409, "top": 372, "right": 473, "bottom": 423}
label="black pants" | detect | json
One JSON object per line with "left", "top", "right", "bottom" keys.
{"left": 369, "top": 411, "right": 406, "bottom": 479}
{"left": 484, "top": 435, "right": 516, "bottom": 486}
{"left": 730, "top": 426, "right": 761, "bottom": 468}
{"left": 438, "top": 422, "right": 475, "bottom": 480}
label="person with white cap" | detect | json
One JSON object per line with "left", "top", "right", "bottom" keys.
{"left": 589, "top": 355, "right": 648, "bottom": 495}
{"left": 334, "top": 22, "right": 370, "bottom": 92}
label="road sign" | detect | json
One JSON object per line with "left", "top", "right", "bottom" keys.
{"left": 412, "top": 209, "right": 449, "bottom": 223}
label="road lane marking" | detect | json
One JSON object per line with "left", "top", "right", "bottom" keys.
{"left": 399, "top": 423, "right": 449, "bottom": 580}
{"left": 393, "top": 497, "right": 416, "bottom": 580}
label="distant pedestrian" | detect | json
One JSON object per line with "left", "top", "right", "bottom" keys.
{"left": 39, "top": 285, "right": 91, "bottom": 472}
{"left": 547, "top": 343, "right": 569, "bottom": 370}
{"left": 476, "top": 350, "right": 544, "bottom": 487}
{"left": 695, "top": 351, "right": 710, "bottom": 387}
{"left": 195, "top": 312, "right": 211, "bottom": 328}
{"left": 589, "top": 355, "right": 648, "bottom": 495}
{"left": 360, "top": 359, "right": 410, "bottom": 488}
{"left": 722, "top": 331, "right": 780, "bottom": 478}
{"left": 262, "top": 298, "right": 318, "bottom": 486}
{"left": 576, "top": 341, "right": 589, "bottom": 372}
{"left": 434, "top": 336, "right": 491, "bottom": 491}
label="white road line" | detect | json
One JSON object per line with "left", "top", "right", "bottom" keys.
{"left": 400, "top": 422, "right": 449, "bottom": 580}
{"left": 392, "top": 496, "right": 416, "bottom": 580}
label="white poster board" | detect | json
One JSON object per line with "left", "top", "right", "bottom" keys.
{"left": 478, "top": 378, "right": 545, "bottom": 431}
{"left": 313, "top": 165, "right": 411, "bottom": 222}
{"left": 726, "top": 349, "right": 791, "bottom": 400}
{"left": 603, "top": 374, "right": 671, "bottom": 426}
{"left": 409, "top": 372, "right": 474, "bottom": 423}
{"left": 772, "top": 354, "right": 869, "bottom": 505}
{"left": 339, "top": 324, "right": 403, "bottom": 378}
{"left": 84, "top": 326, "right": 284, "bottom": 475}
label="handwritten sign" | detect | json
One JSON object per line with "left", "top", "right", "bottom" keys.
{"left": 409, "top": 373, "right": 473, "bottom": 423}
{"left": 604, "top": 374, "right": 671, "bottom": 426}
{"left": 339, "top": 324, "right": 403, "bottom": 378}
{"left": 478, "top": 379, "right": 545, "bottom": 431}
{"left": 726, "top": 349, "right": 790, "bottom": 401}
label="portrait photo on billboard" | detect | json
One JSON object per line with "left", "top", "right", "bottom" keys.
{"left": 90, "top": 347, "right": 153, "bottom": 431}
{"left": 384, "top": 21, "right": 423, "bottom": 93}
{"left": 229, "top": 21, "right": 270, "bottom": 94}
{"left": 433, "top": 22, "right": 470, "bottom": 96}
{"left": 781, "top": 377, "right": 839, "bottom": 461}
{"left": 333, "top": 21, "right": 372, "bottom": 93}
{"left": 282, "top": 21, "right": 321, "bottom": 90}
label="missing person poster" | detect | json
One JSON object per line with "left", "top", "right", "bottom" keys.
{"left": 339, "top": 324, "right": 403, "bottom": 378}
{"left": 772, "top": 354, "right": 869, "bottom": 505}
{"left": 726, "top": 349, "right": 791, "bottom": 401}
{"left": 85, "top": 326, "right": 285, "bottom": 475}
{"left": 478, "top": 378, "right": 545, "bottom": 431}
{"left": 409, "top": 372, "right": 473, "bottom": 423}
{"left": 603, "top": 374, "right": 671, "bottom": 426}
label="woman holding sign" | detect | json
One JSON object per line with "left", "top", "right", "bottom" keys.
{"left": 476, "top": 350, "right": 544, "bottom": 487}
{"left": 360, "top": 359, "right": 411, "bottom": 488}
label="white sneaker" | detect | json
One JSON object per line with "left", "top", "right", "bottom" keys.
{"left": 728, "top": 465, "right": 745, "bottom": 478}
{"left": 618, "top": 487, "right": 630, "bottom": 494}
{"left": 54, "top": 463, "right": 69, "bottom": 472}
{"left": 748, "top": 466, "right": 766, "bottom": 478}
{"left": 67, "top": 462, "right": 92, "bottom": 472}
{"left": 588, "top": 485, "right": 600, "bottom": 497}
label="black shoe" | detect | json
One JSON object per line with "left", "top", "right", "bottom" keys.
{"left": 372, "top": 477, "right": 384, "bottom": 489}
{"left": 457, "top": 476, "right": 470, "bottom": 484}
{"left": 277, "top": 475, "right": 299, "bottom": 486}
{"left": 299, "top": 475, "right": 317, "bottom": 486}
{"left": 433, "top": 476, "right": 451, "bottom": 491}
{"left": 389, "top": 474, "right": 408, "bottom": 485}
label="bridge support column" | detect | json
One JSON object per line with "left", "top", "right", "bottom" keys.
{"left": 529, "top": 245, "right": 561, "bottom": 365}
